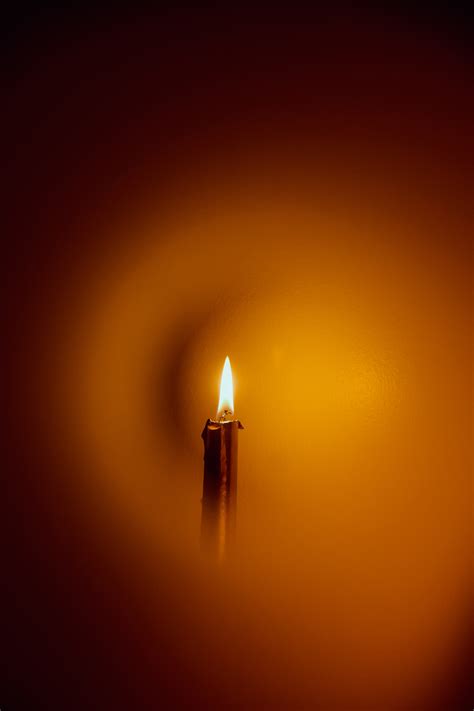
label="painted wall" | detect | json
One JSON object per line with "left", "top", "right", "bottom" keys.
{"left": 5, "top": 10, "right": 472, "bottom": 710}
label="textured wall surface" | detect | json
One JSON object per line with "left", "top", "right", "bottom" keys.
{"left": 5, "top": 9, "right": 472, "bottom": 710}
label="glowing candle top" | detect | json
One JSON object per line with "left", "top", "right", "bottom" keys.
{"left": 217, "top": 356, "right": 234, "bottom": 421}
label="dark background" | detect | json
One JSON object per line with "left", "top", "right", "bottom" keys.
{"left": 4, "top": 4, "right": 473, "bottom": 710}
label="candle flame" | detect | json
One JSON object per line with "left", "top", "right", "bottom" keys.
{"left": 217, "top": 356, "right": 234, "bottom": 420}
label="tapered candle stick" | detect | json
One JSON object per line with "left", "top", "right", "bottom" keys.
{"left": 201, "top": 357, "right": 243, "bottom": 561}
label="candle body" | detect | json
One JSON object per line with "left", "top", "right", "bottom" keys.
{"left": 201, "top": 419, "right": 242, "bottom": 560}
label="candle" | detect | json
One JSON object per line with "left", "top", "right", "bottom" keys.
{"left": 201, "top": 357, "right": 243, "bottom": 560}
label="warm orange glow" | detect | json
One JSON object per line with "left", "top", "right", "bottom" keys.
{"left": 217, "top": 356, "right": 234, "bottom": 420}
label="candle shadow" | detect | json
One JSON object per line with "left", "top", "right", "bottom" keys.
{"left": 148, "top": 303, "right": 215, "bottom": 454}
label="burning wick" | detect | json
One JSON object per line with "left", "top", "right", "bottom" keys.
{"left": 201, "top": 356, "right": 243, "bottom": 561}
{"left": 217, "top": 355, "right": 234, "bottom": 422}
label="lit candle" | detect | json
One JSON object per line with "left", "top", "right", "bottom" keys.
{"left": 201, "top": 357, "right": 243, "bottom": 560}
